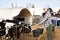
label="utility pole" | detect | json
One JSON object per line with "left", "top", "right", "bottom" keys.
{"left": 11, "top": 3, "right": 13, "bottom": 8}
{"left": 15, "top": 4, "right": 17, "bottom": 8}
{"left": 32, "top": 4, "right": 35, "bottom": 8}
{"left": 27, "top": 4, "right": 28, "bottom": 8}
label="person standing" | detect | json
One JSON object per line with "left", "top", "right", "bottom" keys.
{"left": 39, "top": 8, "right": 53, "bottom": 40}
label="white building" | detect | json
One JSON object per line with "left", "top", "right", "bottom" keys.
{"left": 0, "top": 7, "right": 44, "bottom": 25}
{"left": 0, "top": 7, "right": 59, "bottom": 25}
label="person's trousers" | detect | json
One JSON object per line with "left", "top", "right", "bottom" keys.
{"left": 46, "top": 25, "right": 53, "bottom": 40}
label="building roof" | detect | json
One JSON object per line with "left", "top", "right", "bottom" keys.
{"left": 0, "top": 7, "right": 59, "bottom": 20}
{"left": 0, "top": 8, "right": 21, "bottom": 19}
{"left": 0, "top": 7, "right": 44, "bottom": 20}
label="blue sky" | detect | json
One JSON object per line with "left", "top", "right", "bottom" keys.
{"left": 0, "top": 0, "right": 60, "bottom": 8}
